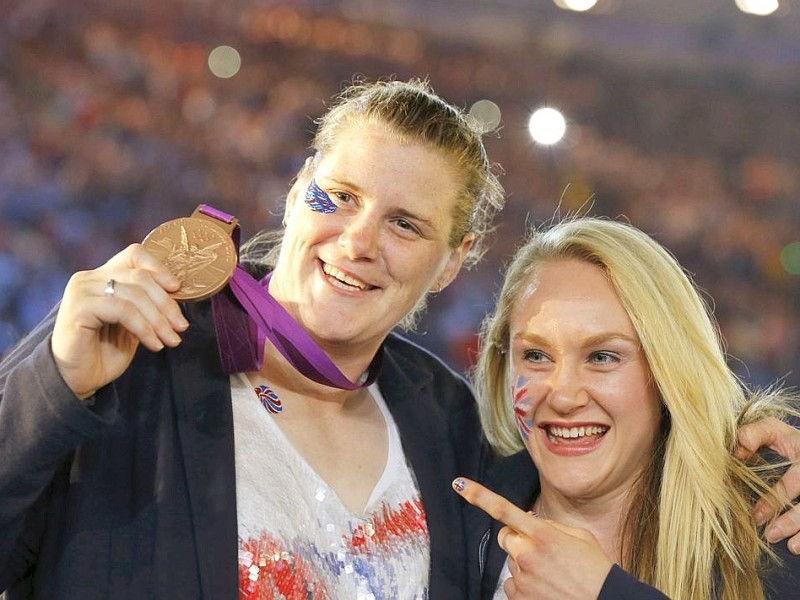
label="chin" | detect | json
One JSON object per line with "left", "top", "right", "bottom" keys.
{"left": 312, "top": 321, "right": 374, "bottom": 346}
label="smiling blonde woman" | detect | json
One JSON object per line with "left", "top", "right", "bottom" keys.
{"left": 464, "top": 217, "right": 800, "bottom": 599}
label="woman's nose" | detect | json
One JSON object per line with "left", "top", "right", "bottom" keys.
{"left": 546, "top": 362, "right": 589, "bottom": 413}
{"left": 338, "top": 213, "right": 380, "bottom": 260}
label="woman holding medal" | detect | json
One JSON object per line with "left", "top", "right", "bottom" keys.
{"left": 0, "top": 77, "right": 499, "bottom": 599}
{"left": 1, "top": 79, "right": 800, "bottom": 600}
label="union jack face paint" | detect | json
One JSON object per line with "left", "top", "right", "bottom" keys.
{"left": 512, "top": 374, "right": 534, "bottom": 445}
{"left": 304, "top": 179, "right": 337, "bottom": 214}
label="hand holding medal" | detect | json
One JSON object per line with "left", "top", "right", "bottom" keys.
{"left": 50, "top": 232, "right": 191, "bottom": 400}
{"left": 51, "top": 205, "right": 234, "bottom": 400}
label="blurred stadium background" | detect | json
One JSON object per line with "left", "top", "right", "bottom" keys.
{"left": 1, "top": 0, "right": 799, "bottom": 387}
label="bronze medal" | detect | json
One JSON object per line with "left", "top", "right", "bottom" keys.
{"left": 142, "top": 206, "right": 238, "bottom": 302}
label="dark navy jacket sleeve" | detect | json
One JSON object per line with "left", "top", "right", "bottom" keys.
{"left": 0, "top": 309, "right": 120, "bottom": 592}
{"left": 379, "top": 332, "right": 488, "bottom": 598}
{"left": 0, "top": 300, "right": 238, "bottom": 599}
{"left": 599, "top": 565, "right": 670, "bottom": 599}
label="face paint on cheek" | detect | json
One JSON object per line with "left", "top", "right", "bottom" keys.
{"left": 305, "top": 179, "right": 337, "bottom": 214}
{"left": 511, "top": 374, "right": 534, "bottom": 445}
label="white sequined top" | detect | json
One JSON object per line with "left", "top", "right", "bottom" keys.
{"left": 231, "top": 373, "right": 430, "bottom": 600}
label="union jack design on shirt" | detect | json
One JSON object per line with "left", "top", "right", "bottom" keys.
{"left": 238, "top": 499, "right": 429, "bottom": 600}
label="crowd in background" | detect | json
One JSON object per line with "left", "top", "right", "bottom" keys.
{"left": 2, "top": 3, "right": 799, "bottom": 387}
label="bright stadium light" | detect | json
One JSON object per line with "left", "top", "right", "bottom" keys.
{"left": 554, "top": 0, "right": 599, "bottom": 12}
{"left": 735, "top": 0, "right": 779, "bottom": 15}
{"left": 528, "top": 107, "right": 567, "bottom": 146}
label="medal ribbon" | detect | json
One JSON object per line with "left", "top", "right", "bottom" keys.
{"left": 201, "top": 205, "right": 380, "bottom": 389}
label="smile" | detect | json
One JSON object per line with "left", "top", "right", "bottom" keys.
{"left": 546, "top": 425, "right": 608, "bottom": 442}
{"left": 322, "top": 263, "right": 375, "bottom": 291}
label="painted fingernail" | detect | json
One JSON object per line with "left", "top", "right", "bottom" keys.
{"left": 452, "top": 478, "right": 467, "bottom": 493}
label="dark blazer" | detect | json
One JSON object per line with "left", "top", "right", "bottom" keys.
{"left": 470, "top": 450, "right": 800, "bottom": 599}
{"left": 0, "top": 299, "right": 487, "bottom": 599}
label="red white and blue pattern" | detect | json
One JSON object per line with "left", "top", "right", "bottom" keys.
{"left": 238, "top": 499, "right": 429, "bottom": 600}
{"left": 232, "top": 374, "right": 430, "bottom": 600}
{"left": 255, "top": 384, "right": 283, "bottom": 414}
{"left": 304, "top": 179, "right": 337, "bottom": 214}
{"left": 512, "top": 375, "right": 533, "bottom": 444}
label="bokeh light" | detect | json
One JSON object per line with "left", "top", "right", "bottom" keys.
{"left": 734, "top": 0, "right": 779, "bottom": 15}
{"left": 780, "top": 242, "right": 800, "bottom": 275}
{"left": 553, "top": 0, "right": 599, "bottom": 12}
{"left": 182, "top": 87, "right": 217, "bottom": 125}
{"left": 528, "top": 107, "right": 567, "bottom": 145}
{"left": 469, "top": 99, "right": 502, "bottom": 132}
{"left": 208, "top": 45, "right": 242, "bottom": 79}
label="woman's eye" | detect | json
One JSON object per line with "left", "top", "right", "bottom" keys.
{"left": 395, "top": 218, "right": 420, "bottom": 234}
{"left": 390, "top": 217, "right": 422, "bottom": 237}
{"left": 333, "top": 191, "right": 355, "bottom": 205}
{"left": 590, "top": 351, "right": 618, "bottom": 365}
{"left": 522, "top": 349, "right": 548, "bottom": 363}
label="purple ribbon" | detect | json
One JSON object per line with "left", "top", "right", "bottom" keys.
{"left": 203, "top": 206, "right": 380, "bottom": 390}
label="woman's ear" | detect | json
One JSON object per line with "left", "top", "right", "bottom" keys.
{"left": 434, "top": 232, "right": 475, "bottom": 293}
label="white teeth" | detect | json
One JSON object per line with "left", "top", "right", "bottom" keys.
{"left": 548, "top": 425, "right": 608, "bottom": 439}
{"left": 322, "top": 264, "right": 371, "bottom": 290}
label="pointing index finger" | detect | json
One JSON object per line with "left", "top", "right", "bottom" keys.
{"left": 452, "top": 477, "right": 539, "bottom": 537}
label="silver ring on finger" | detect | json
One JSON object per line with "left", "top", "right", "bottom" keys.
{"left": 104, "top": 278, "right": 116, "bottom": 297}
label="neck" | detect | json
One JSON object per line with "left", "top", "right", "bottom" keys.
{"left": 314, "top": 336, "right": 382, "bottom": 384}
{"left": 265, "top": 268, "right": 383, "bottom": 390}
{"left": 535, "top": 487, "right": 631, "bottom": 565}
{"left": 254, "top": 338, "right": 374, "bottom": 404}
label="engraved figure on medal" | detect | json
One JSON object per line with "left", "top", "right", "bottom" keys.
{"left": 142, "top": 214, "right": 237, "bottom": 302}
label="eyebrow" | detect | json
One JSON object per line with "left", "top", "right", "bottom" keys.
{"left": 582, "top": 332, "right": 640, "bottom": 348}
{"left": 513, "top": 331, "right": 640, "bottom": 348}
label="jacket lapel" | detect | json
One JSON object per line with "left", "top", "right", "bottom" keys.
{"left": 168, "top": 302, "right": 239, "bottom": 598}
{"left": 479, "top": 451, "right": 539, "bottom": 599}
{"left": 378, "top": 340, "right": 470, "bottom": 598}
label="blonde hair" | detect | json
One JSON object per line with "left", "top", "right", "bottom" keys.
{"left": 475, "top": 216, "right": 797, "bottom": 599}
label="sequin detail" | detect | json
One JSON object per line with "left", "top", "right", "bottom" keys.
{"left": 255, "top": 384, "right": 283, "bottom": 414}
{"left": 238, "top": 499, "right": 429, "bottom": 600}
{"left": 305, "top": 179, "right": 337, "bottom": 214}
{"left": 233, "top": 373, "right": 429, "bottom": 599}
